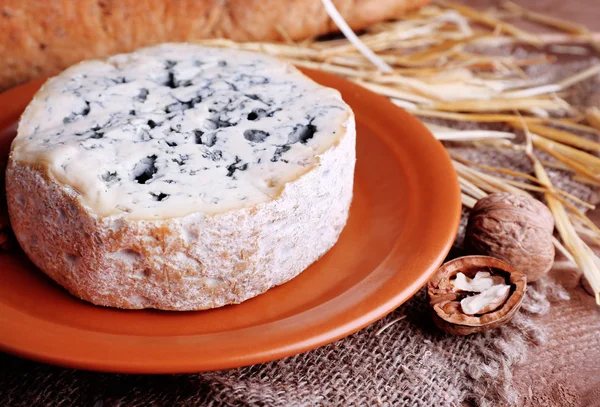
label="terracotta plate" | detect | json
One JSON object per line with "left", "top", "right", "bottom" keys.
{"left": 0, "top": 69, "right": 461, "bottom": 373}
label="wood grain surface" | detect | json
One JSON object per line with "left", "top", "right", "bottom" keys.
{"left": 462, "top": 1, "right": 600, "bottom": 405}
{"left": 464, "top": 0, "right": 599, "bottom": 32}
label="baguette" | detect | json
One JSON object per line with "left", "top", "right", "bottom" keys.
{"left": 0, "top": 0, "right": 429, "bottom": 90}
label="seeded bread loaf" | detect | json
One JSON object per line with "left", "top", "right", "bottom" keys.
{"left": 0, "top": 0, "right": 430, "bottom": 90}
{"left": 6, "top": 43, "right": 356, "bottom": 310}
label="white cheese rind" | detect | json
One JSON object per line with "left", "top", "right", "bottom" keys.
{"left": 6, "top": 115, "right": 355, "bottom": 310}
{"left": 12, "top": 43, "right": 350, "bottom": 219}
{"left": 7, "top": 44, "right": 356, "bottom": 310}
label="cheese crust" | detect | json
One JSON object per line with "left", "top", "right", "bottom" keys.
{"left": 6, "top": 44, "right": 356, "bottom": 310}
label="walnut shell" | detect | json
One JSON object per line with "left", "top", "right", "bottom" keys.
{"left": 428, "top": 255, "right": 527, "bottom": 336}
{"left": 465, "top": 193, "right": 554, "bottom": 282}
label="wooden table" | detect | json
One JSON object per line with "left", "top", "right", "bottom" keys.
{"left": 462, "top": 1, "right": 600, "bottom": 405}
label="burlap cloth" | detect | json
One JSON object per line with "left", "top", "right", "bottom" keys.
{"left": 2, "top": 46, "right": 600, "bottom": 407}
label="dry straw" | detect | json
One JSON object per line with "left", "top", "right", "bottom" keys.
{"left": 195, "top": 1, "right": 600, "bottom": 303}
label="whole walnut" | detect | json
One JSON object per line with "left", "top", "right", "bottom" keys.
{"left": 465, "top": 193, "right": 555, "bottom": 282}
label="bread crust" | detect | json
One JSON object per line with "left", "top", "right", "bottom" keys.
{"left": 6, "top": 112, "right": 355, "bottom": 310}
{"left": 0, "top": 0, "right": 430, "bottom": 90}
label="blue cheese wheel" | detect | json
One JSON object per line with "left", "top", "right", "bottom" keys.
{"left": 6, "top": 44, "right": 356, "bottom": 310}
